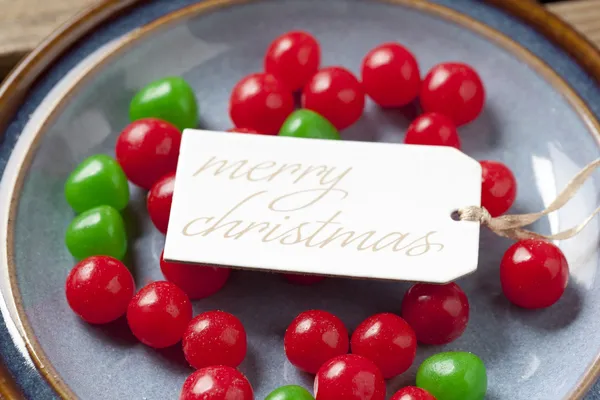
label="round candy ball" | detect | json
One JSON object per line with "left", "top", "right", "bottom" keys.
{"left": 480, "top": 160, "right": 517, "bottom": 217}
{"left": 500, "top": 239, "right": 569, "bottom": 309}
{"left": 361, "top": 42, "right": 420, "bottom": 108}
{"left": 302, "top": 66, "right": 365, "bottom": 130}
{"left": 351, "top": 313, "right": 416, "bottom": 379}
{"left": 147, "top": 172, "right": 176, "bottom": 234}
{"left": 127, "top": 281, "right": 192, "bottom": 348}
{"left": 180, "top": 366, "right": 253, "bottom": 400}
{"left": 182, "top": 310, "right": 247, "bottom": 369}
{"left": 129, "top": 76, "right": 198, "bottom": 131}
{"left": 160, "top": 251, "right": 230, "bottom": 300}
{"left": 314, "top": 354, "right": 385, "bottom": 400}
{"left": 65, "top": 154, "right": 129, "bottom": 213}
{"left": 265, "top": 30, "right": 321, "bottom": 91}
{"left": 265, "top": 385, "right": 314, "bottom": 400}
{"left": 279, "top": 109, "right": 340, "bottom": 140}
{"left": 229, "top": 72, "right": 294, "bottom": 135}
{"left": 401, "top": 282, "right": 469, "bottom": 345}
{"left": 227, "top": 127, "right": 262, "bottom": 134}
{"left": 420, "top": 62, "right": 485, "bottom": 126}
{"left": 65, "top": 256, "right": 135, "bottom": 324}
{"left": 116, "top": 118, "right": 181, "bottom": 190}
{"left": 391, "top": 387, "right": 436, "bottom": 400}
{"left": 417, "top": 352, "right": 487, "bottom": 400}
{"left": 404, "top": 112, "right": 460, "bottom": 149}
{"left": 284, "top": 310, "right": 349, "bottom": 374}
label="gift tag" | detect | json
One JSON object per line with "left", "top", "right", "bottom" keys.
{"left": 163, "top": 130, "right": 481, "bottom": 283}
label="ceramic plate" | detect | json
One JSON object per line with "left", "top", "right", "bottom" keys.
{"left": 1, "top": 0, "right": 600, "bottom": 399}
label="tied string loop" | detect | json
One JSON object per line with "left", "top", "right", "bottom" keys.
{"left": 458, "top": 158, "right": 600, "bottom": 241}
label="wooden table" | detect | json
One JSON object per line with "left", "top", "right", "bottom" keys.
{"left": 0, "top": 0, "right": 598, "bottom": 78}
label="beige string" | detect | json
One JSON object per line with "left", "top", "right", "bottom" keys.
{"left": 458, "top": 158, "right": 600, "bottom": 241}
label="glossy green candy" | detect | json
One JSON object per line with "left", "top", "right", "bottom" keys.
{"left": 265, "top": 385, "right": 314, "bottom": 400}
{"left": 65, "top": 154, "right": 129, "bottom": 213}
{"left": 65, "top": 205, "right": 127, "bottom": 260}
{"left": 129, "top": 76, "right": 198, "bottom": 131}
{"left": 417, "top": 352, "right": 487, "bottom": 400}
{"left": 278, "top": 109, "right": 340, "bottom": 140}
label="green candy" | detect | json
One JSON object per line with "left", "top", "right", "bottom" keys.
{"left": 65, "top": 154, "right": 129, "bottom": 213}
{"left": 129, "top": 76, "right": 198, "bottom": 131}
{"left": 265, "top": 385, "right": 314, "bottom": 400}
{"left": 65, "top": 205, "right": 127, "bottom": 260}
{"left": 278, "top": 109, "right": 340, "bottom": 140}
{"left": 417, "top": 352, "right": 487, "bottom": 400}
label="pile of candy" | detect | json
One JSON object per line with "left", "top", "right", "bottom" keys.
{"left": 62, "top": 30, "right": 571, "bottom": 400}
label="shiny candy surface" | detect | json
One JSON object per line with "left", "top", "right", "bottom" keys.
{"left": 314, "top": 354, "right": 385, "bottom": 400}
{"left": 500, "top": 239, "right": 569, "bottom": 309}
{"left": 116, "top": 118, "right": 181, "bottom": 190}
{"left": 265, "top": 385, "right": 315, "bottom": 400}
{"left": 180, "top": 366, "right": 253, "bottom": 400}
{"left": 129, "top": 76, "right": 198, "bottom": 131}
{"left": 416, "top": 352, "right": 487, "bottom": 400}
{"left": 390, "top": 387, "right": 436, "bottom": 400}
{"left": 147, "top": 172, "right": 176, "bottom": 234}
{"left": 278, "top": 109, "right": 340, "bottom": 140}
{"left": 127, "top": 281, "right": 192, "bottom": 348}
{"left": 65, "top": 205, "right": 127, "bottom": 261}
{"left": 404, "top": 112, "right": 460, "bottom": 149}
{"left": 284, "top": 310, "right": 349, "bottom": 374}
{"left": 64, "top": 154, "right": 129, "bottom": 213}
{"left": 182, "top": 310, "right": 247, "bottom": 369}
{"left": 479, "top": 160, "right": 517, "bottom": 217}
{"left": 65, "top": 256, "right": 135, "bottom": 324}
{"left": 350, "top": 313, "right": 416, "bottom": 379}
{"left": 401, "top": 283, "right": 469, "bottom": 345}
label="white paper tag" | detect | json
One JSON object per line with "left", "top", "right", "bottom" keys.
{"left": 163, "top": 130, "right": 481, "bottom": 283}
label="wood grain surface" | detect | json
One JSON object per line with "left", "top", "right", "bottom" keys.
{"left": 0, "top": 0, "right": 597, "bottom": 77}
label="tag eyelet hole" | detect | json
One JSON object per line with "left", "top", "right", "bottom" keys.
{"left": 450, "top": 210, "right": 461, "bottom": 221}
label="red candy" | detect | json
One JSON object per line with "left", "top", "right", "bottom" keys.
{"left": 391, "top": 387, "right": 436, "bottom": 400}
{"left": 147, "top": 172, "right": 175, "bottom": 234}
{"left": 404, "top": 112, "right": 460, "bottom": 149}
{"left": 226, "top": 127, "right": 262, "bottom": 134}
{"left": 501, "top": 239, "right": 569, "bottom": 309}
{"left": 361, "top": 42, "right": 420, "bottom": 108}
{"left": 480, "top": 160, "right": 517, "bottom": 217}
{"left": 284, "top": 310, "right": 349, "bottom": 374}
{"left": 265, "top": 30, "right": 321, "bottom": 91}
{"left": 283, "top": 273, "right": 326, "bottom": 285}
{"left": 180, "top": 366, "right": 253, "bottom": 400}
{"left": 229, "top": 72, "right": 294, "bottom": 134}
{"left": 350, "top": 313, "right": 416, "bottom": 379}
{"left": 302, "top": 66, "right": 365, "bottom": 130}
{"left": 115, "top": 118, "right": 181, "bottom": 190}
{"left": 160, "top": 251, "right": 230, "bottom": 300}
{"left": 65, "top": 256, "right": 135, "bottom": 324}
{"left": 182, "top": 310, "right": 247, "bottom": 369}
{"left": 127, "top": 281, "right": 192, "bottom": 348}
{"left": 401, "top": 283, "right": 469, "bottom": 345}
{"left": 314, "top": 354, "right": 385, "bottom": 400}
{"left": 420, "top": 62, "right": 485, "bottom": 126}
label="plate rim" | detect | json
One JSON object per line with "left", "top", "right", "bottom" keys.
{"left": 1, "top": 0, "right": 600, "bottom": 398}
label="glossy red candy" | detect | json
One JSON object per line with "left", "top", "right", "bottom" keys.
{"left": 147, "top": 172, "right": 175, "bottom": 234}
{"left": 65, "top": 256, "right": 135, "bottom": 324}
{"left": 229, "top": 73, "right": 294, "bottom": 134}
{"left": 391, "top": 387, "right": 436, "bottom": 400}
{"left": 180, "top": 366, "right": 253, "bottom": 400}
{"left": 420, "top": 62, "right": 485, "bottom": 126}
{"left": 127, "top": 281, "right": 192, "bottom": 348}
{"left": 284, "top": 310, "right": 349, "bottom": 374}
{"left": 115, "top": 118, "right": 181, "bottom": 190}
{"left": 283, "top": 273, "right": 326, "bottom": 285}
{"left": 501, "top": 239, "right": 569, "bottom": 309}
{"left": 404, "top": 112, "right": 460, "bottom": 149}
{"left": 401, "top": 283, "right": 469, "bottom": 345}
{"left": 361, "top": 42, "right": 420, "bottom": 107}
{"left": 160, "top": 251, "right": 230, "bottom": 300}
{"left": 226, "top": 127, "right": 262, "bottom": 134}
{"left": 480, "top": 160, "right": 517, "bottom": 217}
{"left": 265, "top": 30, "right": 321, "bottom": 91}
{"left": 182, "top": 310, "right": 247, "bottom": 369}
{"left": 302, "top": 66, "right": 365, "bottom": 130}
{"left": 315, "top": 354, "right": 385, "bottom": 400}
{"left": 351, "top": 313, "right": 416, "bottom": 379}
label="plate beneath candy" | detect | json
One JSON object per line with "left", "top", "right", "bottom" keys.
{"left": 1, "top": 0, "right": 600, "bottom": 399}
